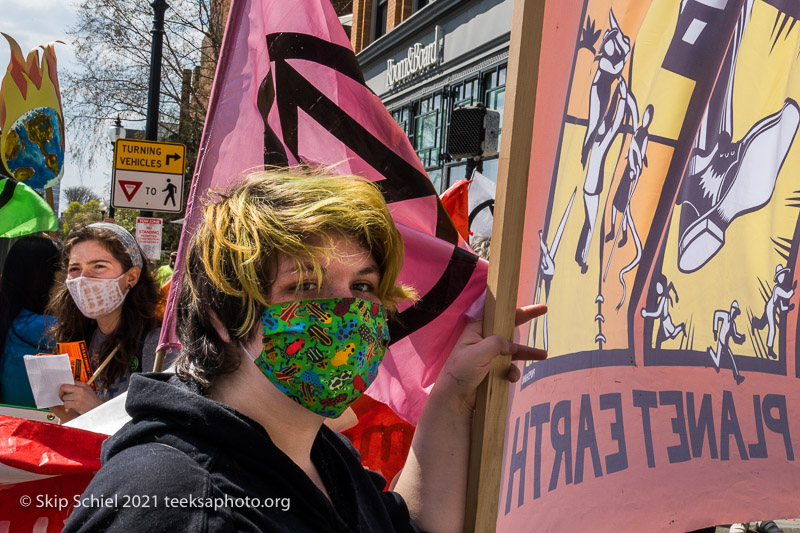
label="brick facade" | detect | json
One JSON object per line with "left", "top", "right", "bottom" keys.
{"left": 352, "top": 0, "right": 415, "bottom": 53}
{"left": 387, "top": 0, "right": 413, "bottom": 32}
{"left": 351, "top": 0, "right": 374, "bottom": 53}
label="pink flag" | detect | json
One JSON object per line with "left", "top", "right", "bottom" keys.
{"left": 158, "top": 0, "right": 488, "bottom": 423}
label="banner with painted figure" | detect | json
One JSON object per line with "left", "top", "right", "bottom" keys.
{"left": 158, "top": 0, "right": 487, "bottom": 425}
{"left": 500, "top": 1, "right": 800, "bottom": 531}
{"left": 0, "top": 34, "right": 61, "bottom": 237}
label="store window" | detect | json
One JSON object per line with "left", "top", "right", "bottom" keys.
{"left": 392, "top": 107, "right": 412, "bottom": 136}
{"left": 389, "top": 94, "right": 444, "bottom": 191}
{"left": 414, "top": 0, "right": 431, "bottom": 11}
{"left": 427, "top": 168, "right": 443, "bottom": 193}
{"left": 374, "top": 0, "right": 388, "bottom": 40}
{"left": 451, "top": 78, "right": 479, "bottom": 109}
{"left": 483, "top": 65, "right": 507, "bottom": 153}
{"left": 481, "top": 158, "right": 499, "bottom": 182}
{"left": 447, "top": 163, "right": 468, "bottom": 183}
{"left": 444, "top": 77, "right": 480, "bottom": 189}
{"left": 413, "top": 92, "right": 443, "bottom": 170}
{"left": 385, "top": 63, "right": 507, "bottom": 194}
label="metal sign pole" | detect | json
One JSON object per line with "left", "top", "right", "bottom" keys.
{"left": 142, "top": 0, "right": 169, "bottom": 217}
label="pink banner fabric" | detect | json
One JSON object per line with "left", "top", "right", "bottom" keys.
{"left": 157, "top": 0, "right": 487, "bottom": 424}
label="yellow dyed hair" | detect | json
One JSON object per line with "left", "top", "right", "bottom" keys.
{"left": 188, "top": 168, "right": 416, "bottom": 338}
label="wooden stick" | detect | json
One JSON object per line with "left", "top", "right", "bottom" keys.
{"left": 153, "top": 348, "right": 166, "bottom": 372}
{"left": 463, "top": 1, "right": 547, "bottom": 531}
{"left": 86, "top": 346, "right": 120, "bottom": 386}
{"left": 45, "top": 187, "right": 55, "bottom": 210}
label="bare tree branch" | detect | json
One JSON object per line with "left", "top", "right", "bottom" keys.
{"left": 64, "top": 0, "right": 216, "bottom": 171}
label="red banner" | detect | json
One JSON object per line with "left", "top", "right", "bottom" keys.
{"left": 0, "top": 416, "right": 106, "bottom": 532}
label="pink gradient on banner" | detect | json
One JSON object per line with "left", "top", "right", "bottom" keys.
{"left": 371, "top": 225, "right": 488, "bottom": 422}
{"left": 497, "top": 367, "right": 800, "bottom": 532}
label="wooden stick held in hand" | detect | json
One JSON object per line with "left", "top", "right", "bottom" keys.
{"left": 86, "top": 346, "right": 120, "bottom": 386}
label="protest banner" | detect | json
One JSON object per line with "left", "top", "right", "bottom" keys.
{"left": 157, "top": 0, "right": 488, "bottom": 425}
{"left": 0, "top": 34, "right": 60, "bottom": 237}
{"left": 494, "top": 0, "right": 800, "bottom": 531}
{"left": 0, "top": 416, "right": 106, "bottom": 532}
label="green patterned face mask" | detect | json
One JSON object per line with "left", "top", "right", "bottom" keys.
{"left": 241, "top": 297, "right": 390, "bottom": 418}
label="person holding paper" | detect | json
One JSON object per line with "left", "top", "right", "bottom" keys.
{"left": 47, "top": 223, "right": 171, "bottom": 421}
{"left": 63, "top": 170, "right": 547, "bottom": 533}
{"left": 0, "top": 236, "right": 61, "bottom": 407}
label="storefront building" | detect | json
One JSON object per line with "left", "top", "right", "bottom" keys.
{"left": 352, "top": 0, "right": 512, "bottom": 193}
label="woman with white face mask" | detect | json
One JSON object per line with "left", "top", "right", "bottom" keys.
{"left": 47, "top": 223, "right": 167, "bottom": 421}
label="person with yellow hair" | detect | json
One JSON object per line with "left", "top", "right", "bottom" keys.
{"left": 64, "top": 169, "right": 547, "bottom": 533}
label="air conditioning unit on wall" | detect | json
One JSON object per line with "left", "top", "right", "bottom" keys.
{"left": 446, "top": 104, "right": 500, "bottom": 160}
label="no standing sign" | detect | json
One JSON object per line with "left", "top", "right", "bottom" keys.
{"left": 111, "top": 138, "right": 186, "bottom": 213}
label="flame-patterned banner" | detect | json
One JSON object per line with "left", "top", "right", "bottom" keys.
{"left": 503, "top": 0, "right": 800, "bottom": 530}
{"left": 0, "top": 34, "right": 59, "bottom": 237}
{"left": 1, "top": 34, "right": 65, "bottom": 190}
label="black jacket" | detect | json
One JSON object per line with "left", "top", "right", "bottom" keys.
{"left": 63, "top": 373, "right": 419, "bottom": 532}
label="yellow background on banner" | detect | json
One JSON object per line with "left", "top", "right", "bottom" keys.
{"left": 538, "top": 0, "right": 800, "bottom": 360}
{"left": 660, "top": 1, "right": 800, "bottom": 358}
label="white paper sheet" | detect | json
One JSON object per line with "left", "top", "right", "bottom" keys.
{"left": 23, "top": 354, "right": 73, "bottom": 409}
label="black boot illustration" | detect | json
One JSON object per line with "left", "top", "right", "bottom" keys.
{"left": 677, "top": 99, "right": 800, "bottom": 273}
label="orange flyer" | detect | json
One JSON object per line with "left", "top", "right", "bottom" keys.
{"left": 56, "top": 341, "right": 95, "bottom": 391}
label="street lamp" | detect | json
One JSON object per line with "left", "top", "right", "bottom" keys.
{"left": 106, "top": 116, "right": 126, "bottom": 219}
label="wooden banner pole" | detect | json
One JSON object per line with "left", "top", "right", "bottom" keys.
{"left": 153, "top": 349, "right": 166, "bottom": 372}
{"left": 464, "top": 0, "right": 547, "bottom": 531}
{"left": 45, "top": 187, "right": 55, "bottom": 211}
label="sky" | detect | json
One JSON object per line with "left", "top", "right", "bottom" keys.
{"left": 1, "top": 0, "right": 116, "bottom": 215}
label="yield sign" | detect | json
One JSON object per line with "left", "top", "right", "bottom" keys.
{"left": 118, "top": 180, "right": 142, "bottom": 201}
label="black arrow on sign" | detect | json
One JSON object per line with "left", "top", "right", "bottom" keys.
{"left": 165, "top": 153, "right": 181, "bottom": 165}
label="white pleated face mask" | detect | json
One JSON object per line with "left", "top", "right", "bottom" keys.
{"left": 65, "top": 273, "right": 129, "bottom": 319}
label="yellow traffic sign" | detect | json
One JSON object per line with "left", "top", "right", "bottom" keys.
{"left": 112, "top": 138, "right": 187, "bottom": 213}
{"left": 114, "top": 138, "right": 186, "bottom": 175}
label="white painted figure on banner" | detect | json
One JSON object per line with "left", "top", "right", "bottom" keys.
{"left": 575, "top": 9, "right": 635, "bottom": 273}
{"left": 707, "top": 300, "right": 746, "bottom": 385}
{"left": 641, "top": 274, "right": 685, "bottom": 349}
{"left": 676, "top": 0, "right": 800, "bottom": 273}
{"left": 751, "top": 264, "right": 795, "bottom": 360}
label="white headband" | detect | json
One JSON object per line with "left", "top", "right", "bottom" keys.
{"left": 89, "top": 223, "right": 144, "bottom": 270}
